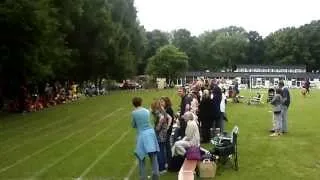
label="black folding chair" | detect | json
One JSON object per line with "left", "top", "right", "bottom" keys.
{"left": 211, "top": 126, "right": 239, "bottom": 170}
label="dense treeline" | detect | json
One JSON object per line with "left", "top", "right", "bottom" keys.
{"left": 147, "top": 23, "right": 320, "bottom": 73}
{"left": 1, "top": 0, "right": 144, "bottom": 97}
{"left": 1, "top": 0, "right": 320, "bottom": 97}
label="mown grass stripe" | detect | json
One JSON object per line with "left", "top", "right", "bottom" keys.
{"left": 124, "top": 160, "right": 138, "bottom": 180}
{"left": 0, "top": 116, "right": 71, "bottom": 146}
{"left": 0, "top": 100, "right": 89, "bottom": 133}
{"left": 0, "top": 94, "right": 122, "bottom": 134}
{"left": 0, "top": 97, "right": 122, "bottom": 147}
{"left": 78, "top": 129, "right": 131, "bottom": 179}
{"left": 30, "top": 113, "right": 129, "bottom": 178}
{"left": 0, "top": 108, "right": 123, "bottom": 174}
{"left": 0, "top": 107, "right": 108, "bottom": 155}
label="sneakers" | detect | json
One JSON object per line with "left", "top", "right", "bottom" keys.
{"left": 269, "top": 133, "right": 281, "bottom": 137}
{"left": 159, "top": 170, "right": 167, "bottom": 175}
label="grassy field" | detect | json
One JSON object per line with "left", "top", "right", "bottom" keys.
{"left": 0, "top": 89, "right": 320, "bottom": 180}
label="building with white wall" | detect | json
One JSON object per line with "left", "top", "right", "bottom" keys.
{"left": 181, "top": 64, "right": 320, "bottom": 89}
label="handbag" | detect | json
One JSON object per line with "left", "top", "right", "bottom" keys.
{"left": 198, "top": 159, "right": 217, "bottom": 178}
{"left": 186, "top": 146, "right": 201, "bottom": 160}
{"left": 273, "top": 105, "right": 282, "bottom": 113}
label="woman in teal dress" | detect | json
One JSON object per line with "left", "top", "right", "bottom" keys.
{"left": 131, "top": 97, "right": 160, "bottom": 180}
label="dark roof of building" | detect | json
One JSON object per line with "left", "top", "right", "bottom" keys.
{"left": 185, "top": 71, "right": 319, "bottom": 79}
{"left": 236, "top": 64, "right": 306, "bottom": 69}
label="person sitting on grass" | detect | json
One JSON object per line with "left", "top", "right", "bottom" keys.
{"left": 172, "top": 111, "right": 200, "bottom": 157}
{"left": 34, "top": 95, "right": 44, "bottom": 111}
{"left": 26, "top": 99, "right": 34, "bottom": 112}
{"left": 270, "top": 88, "right": 283, "bottom": 137}
{"left": 131, "top": 97, "right": 160, "bottom": 180}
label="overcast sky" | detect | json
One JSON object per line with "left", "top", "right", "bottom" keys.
{"left": 135, "top": 0, "right": 320, "bottom": 37}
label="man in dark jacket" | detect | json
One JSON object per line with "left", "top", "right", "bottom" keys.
{"left": 199, "top": 89, "right": 214, "bottom": 143}
{"left": 211, "top": 82, "right": 222, "bottom": 132}
{"left": 305, "top": 79, "right": 310, "bottom": 94}
{"left": 279, "top": 81, "right": 290, "bottom": 133}
{"left": 178, "top": 87, "right": 192, "bottom": 137}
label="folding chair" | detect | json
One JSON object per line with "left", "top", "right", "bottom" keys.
{"left": 211, "top": 126, "right": 239, "bottom": 170}
{"left": 248, "top": 94, "right": 264, "bottom": 105}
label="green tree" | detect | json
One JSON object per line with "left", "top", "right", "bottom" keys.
{"left": 0, "top": 0, "right": 68, "bottom": 91}
{"left": 299, "top": 20, "right": 320, "bottom": 71}
{"left": 197, "top": 27, "right": 249, "bottom": 71}
{"left": 107, "top": 0, "right": 144, "bottom": 79}
{"left": 0, "top": 0, "right": 146, "bottom": 98}
{"left": 247, "top": 31, "right": 265, "bottom": 64}
{"left": 139, "top": 30, "right": 170, "bottom": 74}
{"left": 212, "top": 31, "right": 249, "bottom": 71}
{"left": 197, "top": 31, "right": 221, "bottom": 71}
{"left": 264, "top": 27, "right": 313, "bottom": 67}
{"left": 172, "top": 29, "right": 201, "bottom": 70}
{"left": 146, "top": 45, "right": 188, "bottom": 81}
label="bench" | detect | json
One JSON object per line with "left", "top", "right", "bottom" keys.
{"left": 178, "top": 159, "right": 198, "bottom": 180}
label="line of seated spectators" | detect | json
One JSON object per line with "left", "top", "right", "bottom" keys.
{"left": 4, "top": 82, "right": 80, "bottom": 113}
{"left": 84, "top": 83, "right": 107, "bottom": 97}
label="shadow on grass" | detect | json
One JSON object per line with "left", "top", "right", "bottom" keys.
{"left": 0, "top": 111, "right": 17, "bottom": 121}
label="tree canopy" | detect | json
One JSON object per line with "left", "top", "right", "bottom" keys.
{"left": 1, "top": 0, "right": 320, "bottom": 97}
{"left": 146, "top": 45, "right": 188, "bottom": 80}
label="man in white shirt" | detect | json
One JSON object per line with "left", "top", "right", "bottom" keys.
{"left": 220, "top": 89, "right": 227, "bottom": 132}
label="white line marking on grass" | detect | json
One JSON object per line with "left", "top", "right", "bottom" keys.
{"left": 0, "top": 106, "right": 103, "bottom": 136}
{"left": 78, "top": 129, "right": 131, "bottom": 179}
{"left": 0, "top": 127, "right": 82, "bottom": 174}
{"left": 31, "top": 114, "right": 129, "bottom": 178}
{"left": 124, "top": 160, "right": 138, "bottom": 180}
{"left": 0, "top": 110, "right": 70, "bottom": 135}
{"left": 0, "top": 122, "right": 74, "bottom": 156}
{"left": 0, "top": 110, "right": 103, "bottom": 156}
{"left": 0, "top": 116, "right": 71, "bottom": 146}
{"left": 0, "top": 108, "right": 123, "bottom": 174}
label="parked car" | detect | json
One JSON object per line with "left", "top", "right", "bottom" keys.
{"left": 120, "top": 80, "right": 141, "bottom": 89}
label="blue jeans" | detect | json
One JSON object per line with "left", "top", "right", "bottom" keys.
{"left": 166, "top": 137, "right": 172, "bottom": 163}
{"left": 137, "top": 152, "right": 159, "bottom": 180}
{"left": 219, "top": 112, "right": 226, "bottom": 133}
{"left": 281, "top": 106, "right": 288, "bottom": 132}
{"left": 157, "top": 142, "right": 167, "bottom": 171}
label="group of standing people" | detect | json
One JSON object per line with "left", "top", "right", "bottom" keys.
{"left": 269, "top": 81, "right": 291, "bottom": 136}
{"left": 131, "top": 96, "right": 175, "bottom": 180}
{"left": 130, "top": 79, "right": 229, "bottom": 180}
